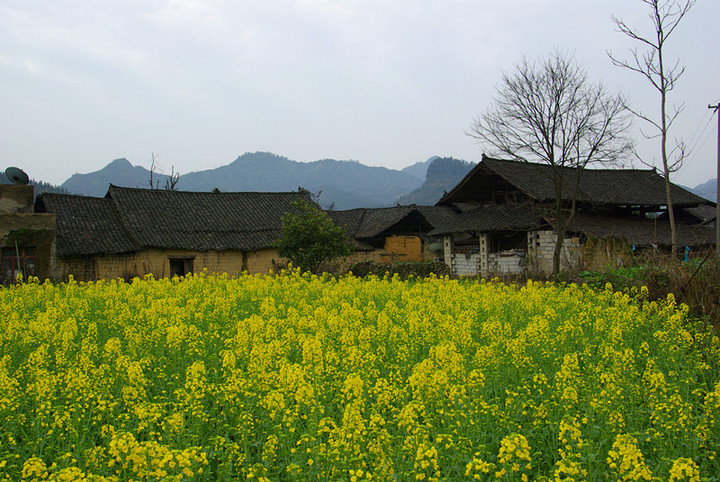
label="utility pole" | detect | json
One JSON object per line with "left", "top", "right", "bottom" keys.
{"left": 711, "top": 103, "right": 720, "bottom": 255}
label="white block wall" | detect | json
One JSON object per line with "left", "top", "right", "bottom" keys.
{"left": 527, "top": 229, "right": 581, "bottom": 275}
{"left": 488, "top": 252, "right": 525, "bottom": 275}
{"left": 451, "top": 253, "right": 482, "bottom": 277}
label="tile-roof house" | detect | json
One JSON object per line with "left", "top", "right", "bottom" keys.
{"left": 326, "top": 205, "right": 459, "bottom": 263}
{"left": 431, "top": 155, "right": 715, "bottom": 276}
{"left": 35, "top": 185, "right": 317, "bottom": 281}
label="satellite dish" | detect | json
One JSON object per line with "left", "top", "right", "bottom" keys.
{"left": 5, "top": 167, "right": 29, "bottom": 185}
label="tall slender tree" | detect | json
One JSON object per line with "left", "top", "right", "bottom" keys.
{"left": 468, "top": 51, "right": 633, "bottom": 275}
{"left": 608, "top": 0, "right": 695, "bottom": 256}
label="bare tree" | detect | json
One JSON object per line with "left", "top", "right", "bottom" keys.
{"left": 149, "top": 152, "right": 160, "bottom": 189}
{"left": 608, "top": 0, "right": 694, "bottom": 256}
{"left": 148, "top": 152, "right": 180, "bottom": 191}
{"left": 468, "top": 51, "right": 633, "bottom": 276}
{"left": 164, "top": 165, "right": 180, "bottom": 191}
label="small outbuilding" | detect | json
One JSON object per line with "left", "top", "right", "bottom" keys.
{"left": 327, "top": 205, "right": 459, "bottom": 265}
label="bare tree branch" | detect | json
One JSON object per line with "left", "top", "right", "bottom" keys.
{"left": 165, "top": 166, "right": 180, "bottom": 191}
{"left": 608, "top": 0, "right": 695, "bottom": 256}
{"left": 149, "top": 153, "right": 181, "bottom": 191}
{"left": 467, "top": 50, "right": 633, "bottom": 275}
{"left": 149, "top": 153, "right": 160, "bottom": 190}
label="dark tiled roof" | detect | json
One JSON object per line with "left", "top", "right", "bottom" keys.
{"left": 356, "top": 207, "right": 416, "bottom": 238}
{"left": 415, "top": 206, "right": 461, "bottom": 230}
{"left": 428, "top": 204, "right": 714, "bottom": 248}
{"left": 569, "top": 213, "right": 715, "bottom": 249}
{"left": 429, "top": 205, "right": 547, "bottom": 236}
{"left": 324, "top": 209, "right": 375, "bottom": 250}
{"left": 440, "top": 155, "right": 708, "bottom": 207}
{"left": 106, "top": 186, "right": 313, "bottom": 251}
{"left": 327, "top": 205, "right": 459, "bottom": 239}
{"left": 37, "top": 186, "right": 316, "bottom": 256}
{"left": 35, "top": 193, "right": 136, "bottom": 257}
{"left": 683, "top": 204, "right": 717, "bottom": 224}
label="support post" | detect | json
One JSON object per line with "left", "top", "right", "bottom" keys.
{"left": 711, "top": 103, "right": 720, "bottom": 255}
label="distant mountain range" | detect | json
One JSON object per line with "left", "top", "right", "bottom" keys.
{"left": 62, "top": 152, "right": 431, "bottom": 210}
{"left": 689, "top": 179, "right": 716, "bottom": 202}
{"left": 12, "top": 153, "right": 717, "bottom": 209}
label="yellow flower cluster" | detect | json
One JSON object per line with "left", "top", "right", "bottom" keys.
{"left": 668, "top": 457, "right": 701, "bottom": 481}
{"left": 554, "top": 417, "right": 587, "bottom": 481}
{"left": 606, "top": 433, "right": 652, "bottom": 480}
{"left": 0, "top": 270, "right": 717, "bottom": 480}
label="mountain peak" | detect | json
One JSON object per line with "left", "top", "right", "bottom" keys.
{"left": 105, "top": 158, "right": 133, "bottom": 169}
{"left": 397, "top": 157, "right": 475, "bottom": 205}
{"left": 232, "top": 152, "right": 291, "bottom": 165}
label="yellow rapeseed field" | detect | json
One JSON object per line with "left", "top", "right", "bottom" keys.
{"left": 0, "top": 270, "right": 718, "bottom": 481}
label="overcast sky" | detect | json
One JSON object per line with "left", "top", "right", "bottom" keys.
{"left": 2, "top": 0, "right": 718, "bottom": 188}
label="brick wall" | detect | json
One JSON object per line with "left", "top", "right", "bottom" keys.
{"left": 442, "top": 235, "right": 481, "bottom": 277}
{"left": 452, "top": 253, "right": 481, "bottom": 277}
{"left": 527, "top": 229, "right": 581, "bottom": 275}
{"left": 441, "top": 230, "right": 582, "bottom": 278}
{"left": 487, "top": 252, "right": 525, "bottom": 275}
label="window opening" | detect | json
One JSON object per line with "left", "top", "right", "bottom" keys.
{"left": 1, "top": 246, "right": 36, "bottom": 283}
{"left": 169, "top": 257, "right": 194, "bottom": 277}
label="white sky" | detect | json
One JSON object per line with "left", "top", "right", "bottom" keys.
{"left": 1, "top": 0, "right": 718, "bottom": 188}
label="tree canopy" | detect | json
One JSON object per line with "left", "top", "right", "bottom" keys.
{"left": 274, "top": 199, "right": 353, "bottom": 274}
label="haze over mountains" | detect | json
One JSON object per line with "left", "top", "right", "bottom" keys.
{"left": 60, "top": 152, "right": 473, "bottom": 209}
{"left": 689, "top": 179, "right": 716, "bottom": 202}
{"left": 7, "top": 152, "right": 716, "bottom": 209}
{"left": 397, "top": 157, "right": 475, "bottom": 205}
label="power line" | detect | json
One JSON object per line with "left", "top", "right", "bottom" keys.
{"left": 685, "top": 110, "right": 715, "bottom": 157}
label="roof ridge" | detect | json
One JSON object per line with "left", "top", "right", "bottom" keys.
{"left": 38, "top": 192, "right": 106, "bottom": 200}
{"left": 108, "top": 185, "right": 308, "bottom": 196}
{"left": 482, "top": 156, "right": 656, "bottom": 174}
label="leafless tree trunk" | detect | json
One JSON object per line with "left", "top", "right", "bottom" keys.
{"left": 165, "top": 165, "right": 180, "bottom": 191}
{"left": 149, "top": 153, "right": 160, "bottom": 189}
{"left": 608, "top": 0, "right": 694, "bottom": 257}
{"left": 149, "top": 153, "right": 181, "bottom": 191}
{"left": 468, "top": 51, "right": 633, "bottom": 276}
